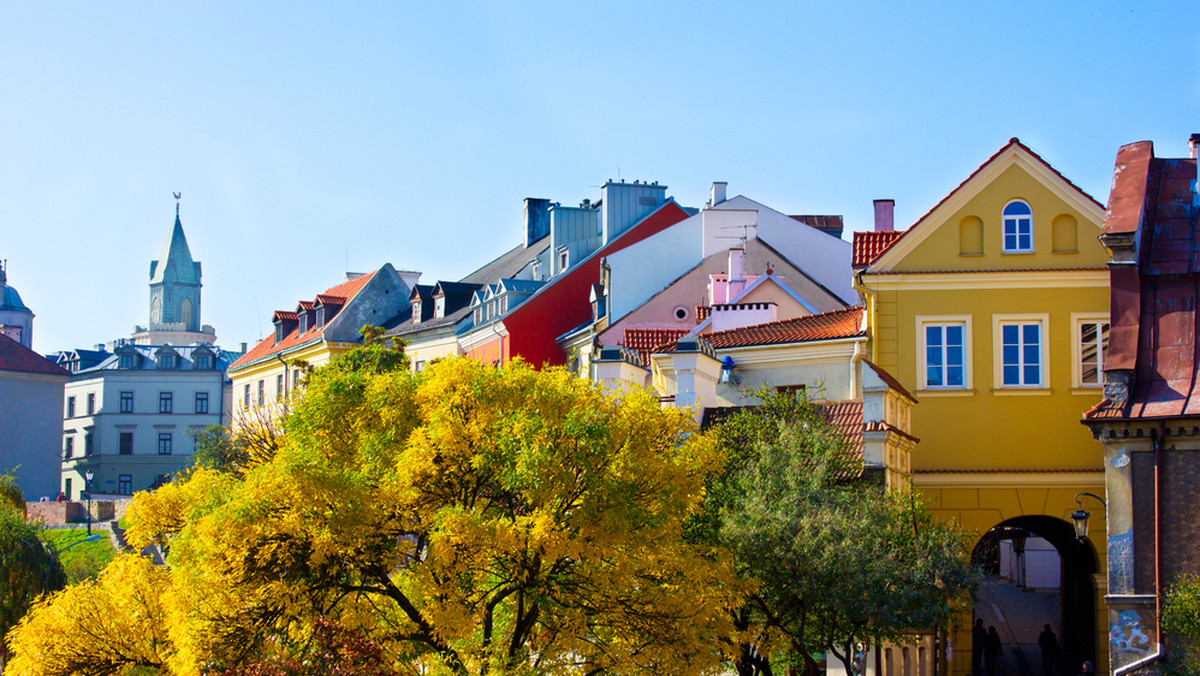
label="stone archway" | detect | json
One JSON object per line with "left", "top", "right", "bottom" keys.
{"left": 970, "top": 515, "right": 1098, "bottom": 675}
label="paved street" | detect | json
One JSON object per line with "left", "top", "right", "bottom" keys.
{"left": 973, "top": 577, "right": 1063, "bottom": 676}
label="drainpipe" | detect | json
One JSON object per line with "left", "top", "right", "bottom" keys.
{"left": 274, "top": 353, "right": 289, "bottom": 399}
{"left": 1115, "top": 422, "right": 1166, "bottom": 675}
{"left": 853, "top": 269, "right": 877, "bottom": 364}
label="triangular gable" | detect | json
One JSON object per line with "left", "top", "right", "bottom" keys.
{"left": 687, "top": 273, "right": 817, "bottom": 335}
{"left": 869, "top": 138, "right": 1106, "bottom": 273}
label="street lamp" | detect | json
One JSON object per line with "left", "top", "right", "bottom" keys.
{"left": 84, "top": 469, "right": 94, "bottom": 536}
{"left": 1071, "top": 491, "right": 1107, "bottom": 541}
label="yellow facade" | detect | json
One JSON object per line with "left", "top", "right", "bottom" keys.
{"left": 856, "top": 140, "right": 1111, "bottom": 674}
{"left": 227, "top": 338, "right": 355, "bottom": 426}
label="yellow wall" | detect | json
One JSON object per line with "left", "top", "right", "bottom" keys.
{"left": 859, "top": 146, "right": 1111, "bottom": 674}
{"left": 228, "top": 339, "right": 352, "bottom": 425}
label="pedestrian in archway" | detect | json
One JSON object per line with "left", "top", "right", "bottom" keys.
{"left": 972, "top": 618, "right": 986, "bottom": 675}
{"left": 984, "top": 625, "right": 1002, "bottom": 676}
{"left": 1039, "top": 624, "right": 1059, "bottom": 675}
{"left": 1076, "top": 660, "right": 1093, "bottom": 675}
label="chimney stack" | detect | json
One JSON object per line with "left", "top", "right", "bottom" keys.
{"left": 710, "top": 181, "right": 727, "bottom": 207}
{"left": 1190, "top": 134, "right": 1200, "bottom": 160}
{"left": 727, "top": 248, "right": 746, "bottom": 299}
{"left": 873, "top": 199, "right": 895, "bottom": 232}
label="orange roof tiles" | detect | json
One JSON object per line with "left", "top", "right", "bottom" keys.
{"left": 863, "top": 360, "right": 916, "bottom": 403}
{"left": 852, "top": 230, "right": 906, "bottom": 268}
{"left": 823, "top": 399, "right": 864, "bottom": 460}
{"left": 623, "top": 328, "right": 689, "bottom": 366}
{"left": 657, "top": 306, "right": 864, "bottom": 353}
{"left": 231, "top": 271, "right": 377, "bottom": 370}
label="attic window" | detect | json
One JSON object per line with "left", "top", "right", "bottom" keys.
{"left": 317, "top": 306, "right": 327, "bottom": 326}
{"left": 195, "top": 355, "right": 212, "bottom": 370}
{"left": 412, "top": 300, "right": 421, "bottom": 324}
{"left": 1002, "top": 200, "right": 1033, "bottom": 253}
{"left": 275, "top": 324, "right": 285, "bottom": 344}
{"left": 435, "top": 296, "right": 446, "bottom": 318}
{"left": 558, "top": 250, "right": 569, "bottom": 271}
{"left": 299, "top": 314, "right": 308, "bottom": 334}
{"left": 120, "top": 355, "right": 135, "bottom": 369}
{"left": 673, "top": 306, "right": 689, "bottom": 321}
{"left": 157, "top": 354, "right": 177, "bottom": 369}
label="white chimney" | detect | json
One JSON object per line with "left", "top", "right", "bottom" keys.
{"left": 1190, "top": 133, "right": 1200, "bottom": 159}
{"left": 873, "top": 199, "right": 895, "bottom": 232}
{"left": 727, "top": 248, "right": 746, "bottom": 299}
{"left": 710, "top": 181, "right": 727, "bottom": 207}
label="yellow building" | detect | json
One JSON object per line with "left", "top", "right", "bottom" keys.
{"left": 227, "top": 265, "right": 417, "bottom": 426}
{"left": 854, "top": 139, "right": 1110, "bottom": 674}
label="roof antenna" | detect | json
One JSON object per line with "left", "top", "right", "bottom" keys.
{"left": 173, "top": 192, "right": 182, "bottom": 217}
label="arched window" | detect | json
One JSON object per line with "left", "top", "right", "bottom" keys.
{"left": 1003, "top": 200, "right": 1033, "bottom": 253}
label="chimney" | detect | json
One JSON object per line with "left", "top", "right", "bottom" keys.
{"left": 727, "top": 248, "right": 746, "bottom": 299}
{"left": 710, "top": 181, "right": 727, "bottom": 207}
{"left": 240, "top": 342, "right": 247, "bottom": 354}
{"left": 873, "top": 199, "right": 895, "bottom": 232}
{"left": 1190, "top": 133, "right": 1200, "bottom": 159}
{"left": 524, "top": 198, "right": 551, "bottom": 247}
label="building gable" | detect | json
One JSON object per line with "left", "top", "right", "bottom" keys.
{"left": 870, "top": 139, "right": 1107, "bottom": 274}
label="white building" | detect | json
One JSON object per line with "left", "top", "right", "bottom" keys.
{"left": 58, "top": 202, "right": 239, "bottom": 498}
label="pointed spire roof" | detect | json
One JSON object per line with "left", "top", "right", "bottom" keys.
{"left": 149, "top": 206, "right": 201, "bottom": 285}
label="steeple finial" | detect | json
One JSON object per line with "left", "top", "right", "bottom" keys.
{"left": 173, "top": 192, "right": 182, "bottom": 217}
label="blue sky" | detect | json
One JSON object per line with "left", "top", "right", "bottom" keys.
{"left": 1, "top": 2, "right": 1196, "bottom": 354}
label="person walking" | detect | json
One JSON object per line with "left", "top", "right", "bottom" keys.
{"left": 972, "top": 618, "right": 986, "bottom": 675}
{"left": 1038, "top": 624, "right": 1059, "bottom": 675}
{"left": 984, "top": 625, "right": 1002, "bottom": 676}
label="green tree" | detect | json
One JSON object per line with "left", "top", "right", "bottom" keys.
{"left": 0, "top": 479, "right": 65, "bottom": 663}
{"left": 8, "top": 349, "right": 740, "bottom": 675}
{"left": 1164, "top": 574, "right": 1200, "bottom": 674}
{"left": 710, "top": 390, "right": 976, "bottom": 676}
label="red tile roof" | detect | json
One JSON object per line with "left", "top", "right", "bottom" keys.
{"left": 272, "top": 310, "right": 298, "bottom": 322}
{"left": 231, "top": 271, "right": 377, "bottom": 370}
{"left": 622, "top": 328, "right": 689, "bottom": 366}
{"left": 823, "top": 399, "right": 864, "bottom": 460}
{"left": 863, "top": 360, "right": 917, "bottom": 403}
{"left": 315, "top": 294, "right": 346, "bottom": 306}
{"left": 655, "top": 306, "right": 864, "bottom": 353}
{"left": 852, "top": 230, "right": 906, "bottom": 268}
{"left": 0, "top": 334, "right": 69, "bottom": 377}
{"left": 696, "top": 305, "right": 712, "bottom": 321}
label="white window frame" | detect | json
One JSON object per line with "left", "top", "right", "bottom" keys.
{"left": 916, "top": 315, "right": 973, "bottom": 391}
{"left": 1002, "top": 199, "right": 1034, "bottom": 254}
{"left": 993, "top": 313, "right": 1050, "bottom": 389}
{"left": 1071, "top": 312, "right": 1110, "bottom": 389}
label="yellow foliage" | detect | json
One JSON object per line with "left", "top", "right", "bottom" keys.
{"left": 5, "top": 555, "right": 172, "bottom": 676}
{"left": 8, "top": 355, "right": 743, "bottom": 675}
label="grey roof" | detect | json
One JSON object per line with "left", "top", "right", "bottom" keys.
{"left": 65, "top": 344, "right": 238, "bottom": 375}
{"left": 149, "top": 215, "right": 201, "bottom": 285}
{"left": 459, "top": 239, "right": 550, "bottom": 285}
{"left": 499, "top": 278, "right": 545, "bottom": 294}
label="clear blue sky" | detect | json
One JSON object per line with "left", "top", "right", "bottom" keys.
{"left": 1, "top": 1, "right": 1196, "bottom": 354}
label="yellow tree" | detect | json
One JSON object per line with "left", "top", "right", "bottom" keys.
{"left": 8, "top": 352, "right": 740, "bottom": 675}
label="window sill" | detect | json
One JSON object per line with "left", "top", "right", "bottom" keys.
{"left": 916, "top": 388, "right": 975, "bottom": 397}
{"left": 1071, "top": 387, "right": 1103, "bottom": 396}
{"left": 991, "top": 388, "right": 1052, "bottom": 396}
{"left": 1001, "top": 250, "right": 1035, "bottom": 255}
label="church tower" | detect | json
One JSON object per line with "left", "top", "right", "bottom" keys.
{"left": 131, "top": 199, "right": 216, "bottom": 345}
{"left": 0, "top": 260, "right": 35, "bottom": 348}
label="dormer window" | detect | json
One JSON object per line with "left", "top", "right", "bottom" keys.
{"left": 316, "top": 306, "right": 327, "bottom": 326}
{"left": 195, "top": 355, "right": 212, "bottom": 370}
{"left": 435, "top": 296, "right": 446, "bottom": 318}
{"left": 412, "top": 300, "right": 422, "bottom": 324}
{"left": 500, "top": 296, "right": 508, "bottom": 314}
{"left": 275, "top": 324, "right": 285, "bottom": 343}
{"left": 474, "top": 308, "right": 482, "bottom": 323}
{"left": 558, "top": 249, "right": 569, "bottom": 272}
{"left": 298, "top": 313, "right": 308, "bottom": 334}
{"left": 120, "top": 355, "right": 135, "bottom": 369}
{"left": 157, "top": 353, "right": 178, "bottom": 369}
{"left": 532, "top": 261, "right": 542, "bottom": 280}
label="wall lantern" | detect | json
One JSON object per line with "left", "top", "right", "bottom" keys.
{"left": 1071, "top": 491, "right": 1107, "bottom": 541}
{"left": 719, "top": 356, "right": 736, "bottom": 384}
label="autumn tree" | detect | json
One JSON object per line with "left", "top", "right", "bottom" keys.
{"left": 0, "top": 476, "right": 66, "bottom": 666}
{"left": 8, "top": 349, "right": 740, "bottom": 675}
{"left": 709, "top": 390, "right": 976, "bottom": 676}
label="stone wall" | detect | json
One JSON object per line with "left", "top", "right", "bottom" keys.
{"left": 25, "top": 498, "right": 133, "bottom": 525}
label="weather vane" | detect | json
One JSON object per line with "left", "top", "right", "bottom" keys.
{"left": 173, "top": 192, "right": 182, "bottom": 217}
